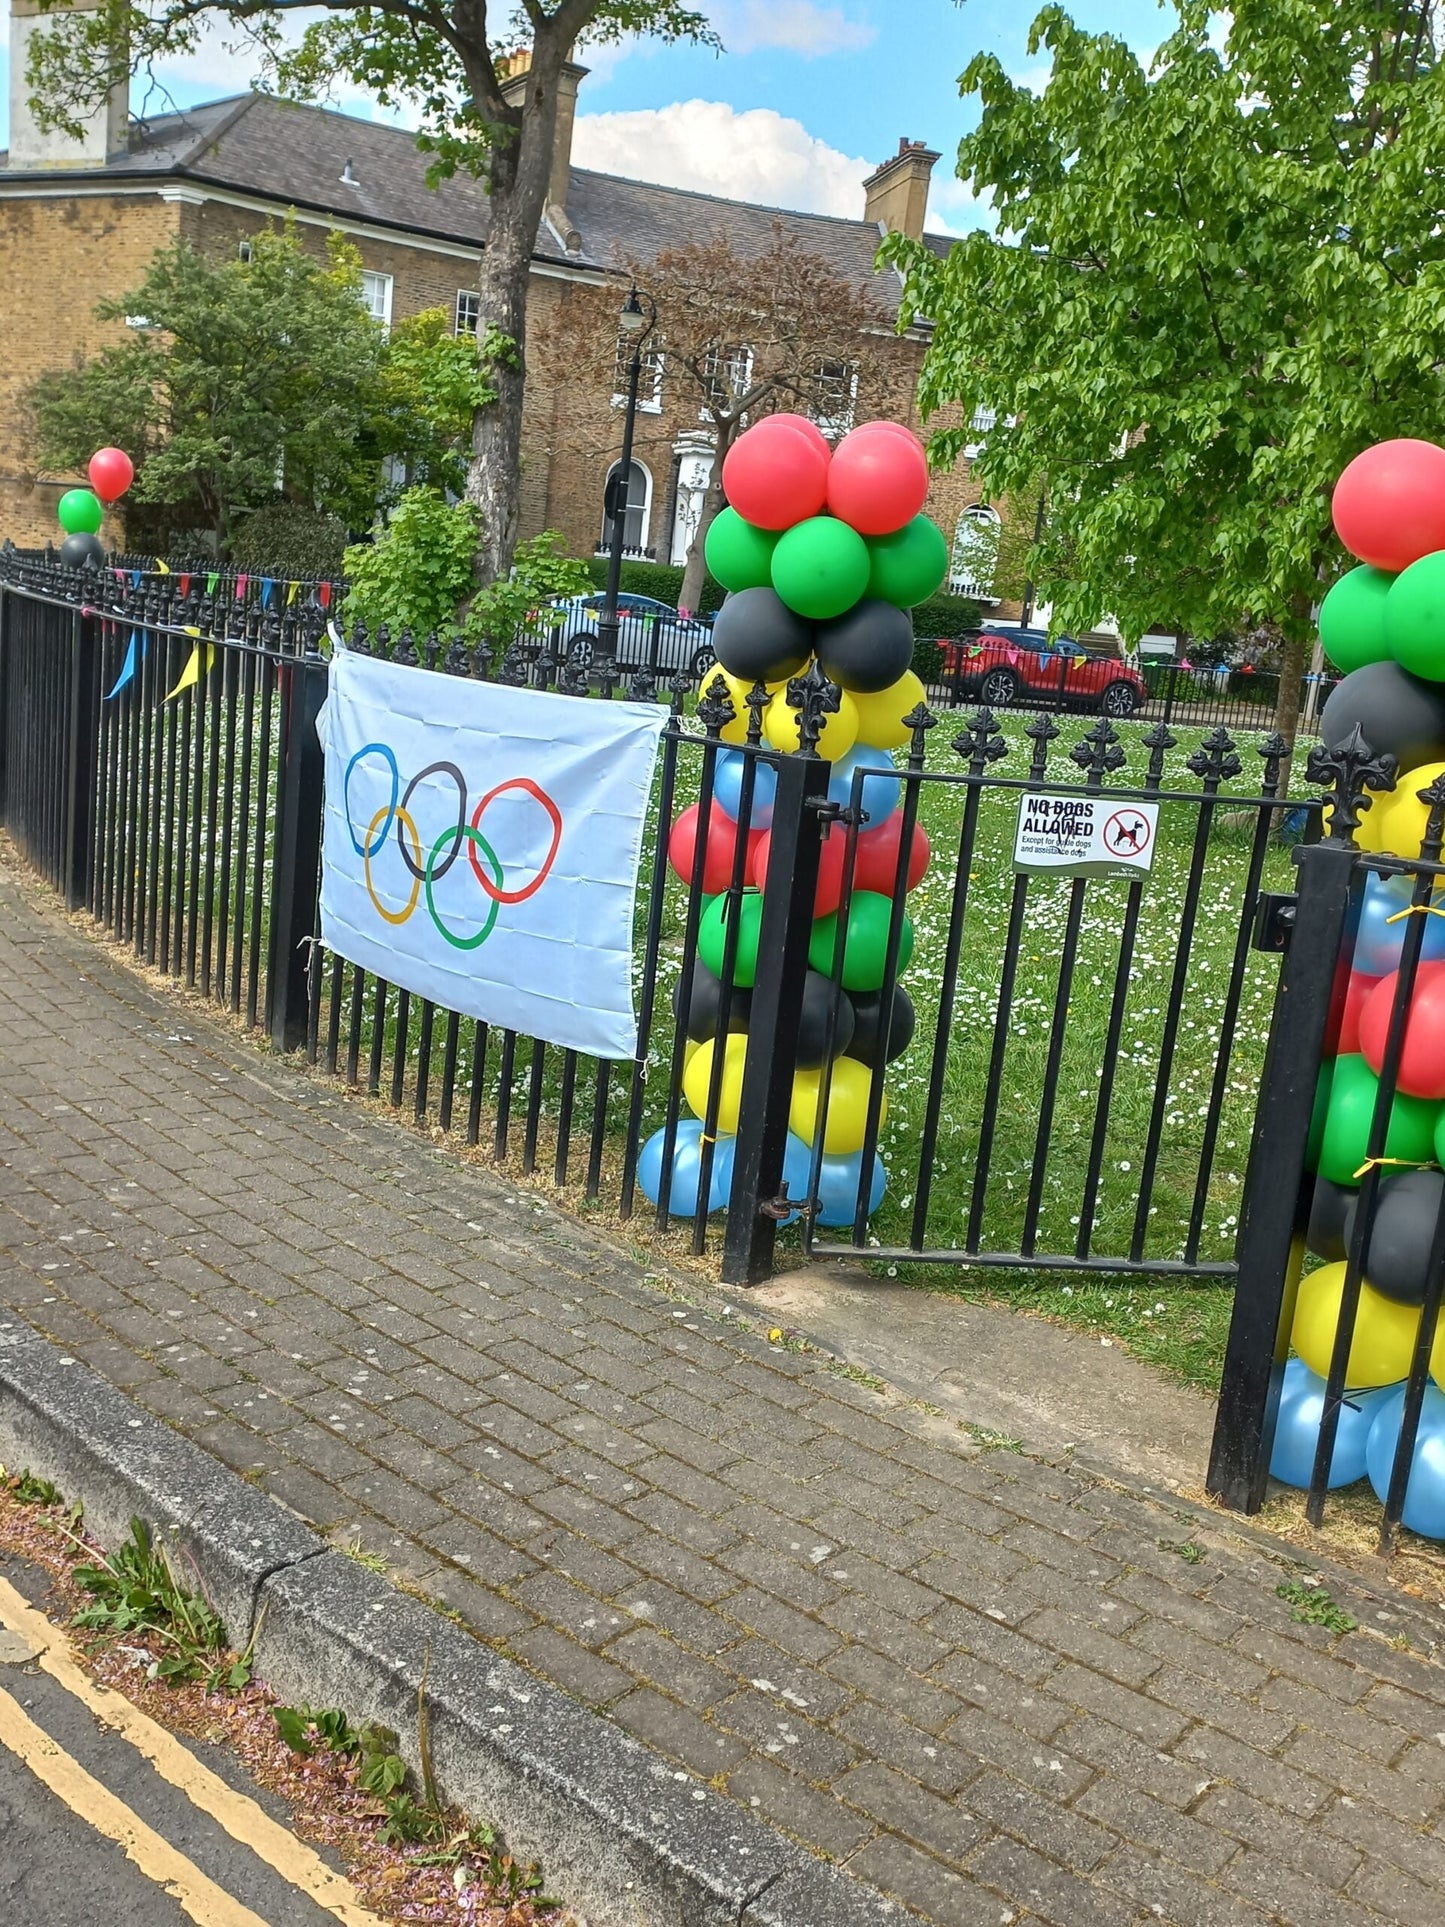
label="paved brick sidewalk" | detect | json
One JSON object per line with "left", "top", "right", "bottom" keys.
{"left": 3, "top": 846, "right": 1445, "bottom": 1927}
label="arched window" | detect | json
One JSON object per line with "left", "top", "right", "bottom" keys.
{"left": 950, "top": 504, "right": 1001, "bottom": 597}
{"left": 601, "top": 459, "right": 653, "bottom": 555}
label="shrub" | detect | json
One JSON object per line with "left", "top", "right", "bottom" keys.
{"left": 583, "top": 556, "right": 727, "bottom": 615}
{"left": 344, "top": 489, "right": 477, "bottom": 641}
{"left": 231, "top": 503, "right": 349, "bottom": 576}
{"left": 910, "top": 592, "right": 987, "bottom": 640}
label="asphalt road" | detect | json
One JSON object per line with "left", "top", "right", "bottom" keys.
{"left": 0, "top": 1548, "right": 376, "bottom": 1927}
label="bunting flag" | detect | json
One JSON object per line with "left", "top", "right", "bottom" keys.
{"left": 318, "top": 581, "right": 332, "bottom": 610}
{"left": 154, "top": 559, "right": 170, "bottom": 575}
{"left": 179, "top": 574, "right": 191, "bottom": 598}
{"left": 206, "top": 572, "right": 219, "bottom": 594}
{"left": 164, "top": 634, "right": 213, "bottom": 701}
{"left": 286, "top": 579, "right": 300, "bottom": 606}
{"left": 236, "top": 573, "right": 249, "bottom": 598}
{"left": 130, "top": 570, "right": 142, "bottom": 590}
{"left": 1038, "top": 650, "right": 1053, "bottom": 669}
{"left": 106, "top": 629, "right": 144, "bottom": 700}
{"left": 261, "top": 578, "right": 275, "bottom": 609}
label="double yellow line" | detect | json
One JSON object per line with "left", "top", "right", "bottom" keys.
{"left": 0, "top": 1572, "right": 384, "bottom": 1926}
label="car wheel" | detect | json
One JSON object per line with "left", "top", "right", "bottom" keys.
{"left": 690, "top": 645, "right": 717, "bottom": 681}
{"left": 979, "top": 667, "right": 1020, "bottom": 708}
{"left": 1099, "top": 679, "right": 1141, "bottom": 719}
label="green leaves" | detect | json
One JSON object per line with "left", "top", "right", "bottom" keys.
{"left": 888, "top": 2, "right": 1445, "bottom": 649}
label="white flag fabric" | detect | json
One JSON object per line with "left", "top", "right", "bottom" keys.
{"left": 318, "top": 648, "right": 667, "bottom": 1060}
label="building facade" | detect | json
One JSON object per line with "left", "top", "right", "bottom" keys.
{"left": 0, "top": 24, "right": 1012, "bottom": 610}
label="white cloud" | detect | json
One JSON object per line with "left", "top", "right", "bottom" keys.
{"left": 711, "top": 0, "right": 875, "bottom": 56}
{"left": 573, "top": 99, "right": 875, "bottom": 218}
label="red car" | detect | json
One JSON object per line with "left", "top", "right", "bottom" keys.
{"left": 940, "top": 628, "right": 1147, "bottom": 720}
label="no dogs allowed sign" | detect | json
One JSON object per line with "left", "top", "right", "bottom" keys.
{"left": 1013, "top": 793, "right": 1159, "bottom": 881}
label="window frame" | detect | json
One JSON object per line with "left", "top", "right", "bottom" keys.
{"left": 612, "top": 332, "right": 664, "bottom": 413}
{"left": 950, "top": 503, "right": 1003, "bottom": 599}
{"left": 454, "top": 289, "right": 481, "bottom": 336}
{"left": 360, "top": 269, "right": 394, "bottom": 329}
{"left": 600, "top": 459, "right": 654, "bottom": 554}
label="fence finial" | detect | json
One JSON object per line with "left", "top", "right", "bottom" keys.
{"left": 1305, "top": 723, "right": 1395, "bottom": 843}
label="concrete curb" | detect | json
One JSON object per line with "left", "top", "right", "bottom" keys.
{"left": 0, "top": 1314, "right": 914, "bottom": 1927}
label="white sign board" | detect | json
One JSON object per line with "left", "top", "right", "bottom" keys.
{"left": 318, "top": 648, "right": 667, "bottom": 1060}
{"left": 1013, "top": 792, "right": 1159, "bottom": 881}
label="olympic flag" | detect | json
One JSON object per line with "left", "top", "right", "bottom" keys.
{"left": 318, "top": 647, "right": 668, "bottom": 1060}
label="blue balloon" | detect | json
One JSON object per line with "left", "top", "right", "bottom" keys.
{"left": 827, "top": 745, "right": 901, "bottom": 827}
{"left": 1366, "top": 1381, "right": 1445, "bottom": 1538}
{"left": 1353, "top": 872, "right": 1445, "bottom": 977}
{"left": 814, "top": 1147, "right": 888, "bottom": 1228}
{"left": 1269, "top": 1356, "right": 1391, "bottom": 1490}
{"left": 771, "top": 1131, "right": 815, "bottom": 1225}
{"left": 712, "top": 747, "right": 777, "bottom": 828}
{"left": 637, "top": 1119, "right": 731, "bottom": 1219}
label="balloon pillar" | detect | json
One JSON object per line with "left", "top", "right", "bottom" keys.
{"left": 1273, "top": 438, "right": 1445, "bottom": 1532}
{"left": 638, "top": 415, "right": 945, "bottom": 1227}
{"left": 55, "top": 447, "right": 134, "bottom": 570}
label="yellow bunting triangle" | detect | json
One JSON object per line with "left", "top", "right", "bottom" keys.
{"left": 154, "top": 558, "right": 170, "bottom": 574}
{"left": 164, "top": 642, "right": 214, "bottom": 701}
{"left": 286, "top": 579, "right": 300, "bottom": 605}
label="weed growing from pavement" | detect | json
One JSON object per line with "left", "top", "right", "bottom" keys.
{"left": 71, "top": 1515, "right": 253, "bottom": 1691}
{"left": 1158, "top": 1537, "right": 1207, "bottom": 1564}
{"left": 1275, "top": 1578, "right": 1358, "bottom": 1635}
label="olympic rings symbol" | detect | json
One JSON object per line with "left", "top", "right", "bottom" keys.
{"left": 345, "top": 744, "right": 562, "bottom": 951}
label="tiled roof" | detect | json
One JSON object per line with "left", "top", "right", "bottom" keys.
{"left": 0, "top": 93, "right": 956, "bottom": 298}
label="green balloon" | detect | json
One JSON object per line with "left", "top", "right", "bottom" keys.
{"left": 771, "top": 516, "right": 871, "bottom": 622}
{"left": 57, "top": 488, "right": 104, "bottom": 536}
{"left": 698, "top": 890, "right": 765, "bottom": 989}
{"left": 705, "top": 508, "right": 778, "bottom": 593}
{"left": 867, "top": 516, "right": 949, "bottom": 608}
{"left": 1386, "top": 550, "right": 1445, "bottom": 683}
{"left": 1310, "top": 1055, "right": 1439, "bottom": 1187}
{"left": 808, "top": 891, "right": 914, "bottom": 992}
{"left": 1319, "top": 565, "right": 1394, "bottom": 674}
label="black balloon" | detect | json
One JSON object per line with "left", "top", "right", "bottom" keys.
{"left": 847, "top": 984, "right": 916, "bottom": 1068}
{"left": 1343, "top": 1168, "right": 1445, "bottom": 1305}
{"left": 59, "top": 531, "right": 105, "bottom": 569}
{"left": 814, "top": 599, "right": 915, "bottom": 694}
{"left": 794, "top": 969, "right": 855, "bottom": 1069}
{"left": 673, "top": 961, "right": 750, "bottom": 1043}
{"left": 1306, "top": 1176, "right": 1354, "bottom": 1264}
{"left": 1319, "top": 661, "right": 1445, "bottom": 776}
{"left": 709, "top": 588, "right": 814, "bottom": 684}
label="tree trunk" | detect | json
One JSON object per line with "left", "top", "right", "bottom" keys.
{"left": 1271, "top": 591, "right": 1315, "bottom": 801}
{"left": 462, "top": 47, "right": 564, "bottom": 589}
{"left": 678, "top": 419, "right": 737, "bottom": 614}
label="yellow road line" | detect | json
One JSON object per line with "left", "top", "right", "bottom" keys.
{"left": 0, "top": 1679, "right": 273, "bottom": 1927}
{"left": 0, "top": 1572, "right": 383, "bottom": 1926}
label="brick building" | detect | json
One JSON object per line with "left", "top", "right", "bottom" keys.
{"left": 0, "top": 21, "right": 1008, "bottom": 607}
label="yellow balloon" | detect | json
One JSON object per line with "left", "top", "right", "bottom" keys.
{"left": 1332, "top": 783, "right": 1392, "bottom": 851}
{"left": 849, "top": 671, "right": 927, "bottom": 752}
{"left": 1373, "top": 760, "right": 1445, "bottom": 858}
{"left": 682, "top": 1034, "right": 749, "bottom": 1134}
{"left": 1291, "top": 1262, "right": 1421, "bottom": 1387}
{"left": 789, "top": 1057, "right": 886, "bottom": 1155}
{"left": 707, "top": 668, "right": 780, "bottom": 745}
{"left": 763, "top": 680, "right": 859, "bottom": 761}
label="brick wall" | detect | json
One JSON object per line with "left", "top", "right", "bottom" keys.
{"left": 0, "top": 191, "right": 179, "bottom": 545}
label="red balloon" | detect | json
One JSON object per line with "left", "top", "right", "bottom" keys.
{"left": 668, "top": 804, "right": 763, "bottom": 895}
{"left": 88, "top": 446, "right": 134, "bottom": 504}
{"left": 722, "top": 419, "right": 830, "bottom": 531}
{"left": 853, "top": 813, "right": 930, "bottom": 895}
{"left": 1338, "top": 968, "right": 1381, "bottom": 1056}
{"left": 1359, "top": 961, "right": 1445, "bottom": 1097}
{"left": 849, "top": 419, "right": 925, "bottom": 453}
{"left": 752, "top": 823, "right": 849, "bottom": 916}
{"left": 826, "top": 424, "right": 930, "bottom": 536}
{"left": 763, "top": 412, "right": 832, "bottom": 461}
{"left": 1333, "top": 439, "right": 1445, "bottom": 573}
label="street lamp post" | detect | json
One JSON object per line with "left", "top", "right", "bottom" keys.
{"left": 595, "top": 284, "right": 658, "bottom": 692}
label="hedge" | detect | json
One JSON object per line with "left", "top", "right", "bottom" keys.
{"left": 582, "top": 556, "right": 984, "bottom": 638}
{"left": 231, "top": 503, "right": 350, "bottom": 576}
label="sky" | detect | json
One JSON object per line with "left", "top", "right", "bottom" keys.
{"left": 0, "top": 0, "right": 1179, "bottom": 233}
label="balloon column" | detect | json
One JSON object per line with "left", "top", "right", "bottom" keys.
{"left": 638, "top": 414, "right": 944, "bottom": 1225}
{"left": 1271, "top": 438, "right": 1445, "bottom": 1534}
{"left": 54, "top": 447, "right": 134, "bottom": 569}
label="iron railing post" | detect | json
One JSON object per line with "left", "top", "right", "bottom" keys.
{"left": 721, "top": 735, "right": 828, "bottom": 1286}
{"left": 1206, "top": 727, "right": 1390, "bottom": 1510}
{"left": 62, "top": 604, "right": 100, "bottom": 911}
{"left": 266, "top": 645, "right": 328, "bottom": 1052}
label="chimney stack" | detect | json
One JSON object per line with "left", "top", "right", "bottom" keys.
{"left": 863, "top": 138, "right": 941, "bottom": 242}
{"left": 7, "top": 0, "right": 129, "bottom": 168}
{"left": 499, "top": 48, "right": 588, "bottom": 250}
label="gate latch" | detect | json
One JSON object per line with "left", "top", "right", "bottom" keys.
{"left": 1252, "top": 892, "right": 1297, "bottom": 953}
{"left": 760, "top": 1183, "right": 819, "bottom": 1222}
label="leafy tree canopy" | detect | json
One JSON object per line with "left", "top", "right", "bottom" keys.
{"left": 885, "top": 0, "right": 1445, "bottom": 670}
{"left": 30, "top": 224, "right": 487, "bottom": 541}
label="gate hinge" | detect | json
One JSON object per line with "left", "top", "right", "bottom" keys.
{"left": 1252, "top": 891, "right": 1296, "bottom": 953}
